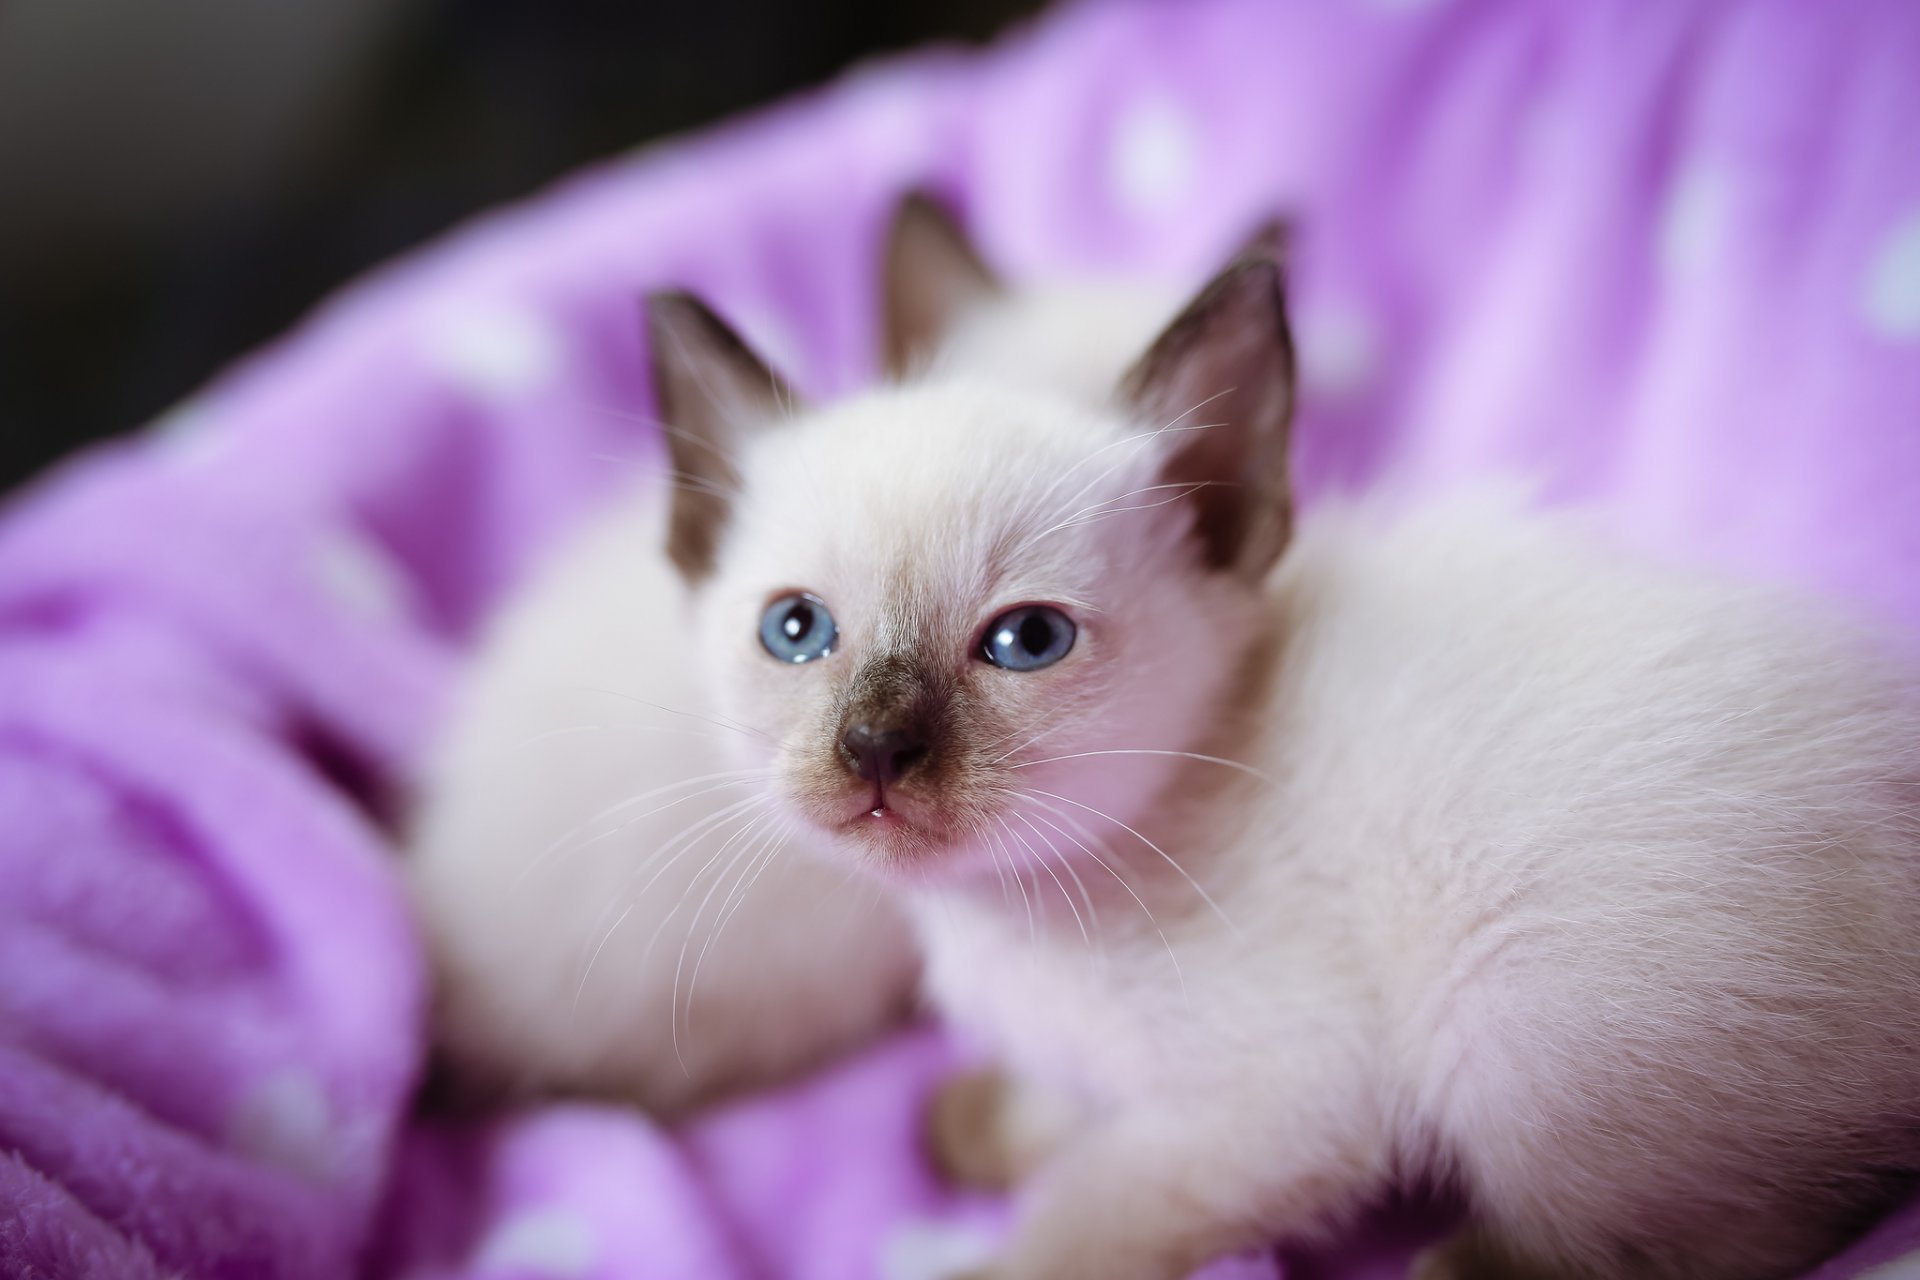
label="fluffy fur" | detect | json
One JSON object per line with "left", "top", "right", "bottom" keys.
{"left": 411, "top": 201, "right": 1920, "bottom": 1278}
{"left": 404, "top": 196, "right": 1180, "bottom": 1111}
{"left": 642, "top": 243, "right": 1920, "bottom": 1276}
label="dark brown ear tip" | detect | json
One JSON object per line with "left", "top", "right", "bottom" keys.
{"left": 893, "top": 187, "right": 961, "bottom": 230}
{"left": 646, "top": 290, "right": 769, "bottom": 371}
{"left": 886, "top": 187, "right": 981, "bottom": 264}
{"left": 1237, "top": 215, "right": 1295, "bottom": 264}
{"left": 645, "top": 289, "right": 712, "bottom": 331}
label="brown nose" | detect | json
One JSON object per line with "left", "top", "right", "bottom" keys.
{"left": 840, "top": 722, "right": 929, "bottom": 785}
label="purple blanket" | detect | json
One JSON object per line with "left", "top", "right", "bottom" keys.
{"left": 4, "top": 1, "right": 1920, "bottom": 1276}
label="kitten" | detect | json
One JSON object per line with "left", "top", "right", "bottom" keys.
{"left": 404, "top": 195, "right": 1187, "bottom": 1111}
{"left": 632, "top": 229, "right": 1920, "bottom": 1278}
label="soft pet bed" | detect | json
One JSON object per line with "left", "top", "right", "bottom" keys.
{"left": 4, "top": 1, "right": 1919, "bottom": 1276}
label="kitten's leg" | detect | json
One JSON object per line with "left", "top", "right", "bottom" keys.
{"left": 966, "top": 1104, "right": 1383, "bottom": 1280}
{"left": 925, "top": 1068, "right": 1085, "bottom": 1191}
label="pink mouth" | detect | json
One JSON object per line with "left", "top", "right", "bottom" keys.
{"left": 853, "top": 783, "right": 900, "bottom": 822}
{"left": 838, "top": 783, "right": 926, "bottom": 835}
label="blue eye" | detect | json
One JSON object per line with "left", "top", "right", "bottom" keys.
{"left": 981, "top": 606, "right": 1076, "bottom": 671}
{"left": 760, "top": 592, "right": 838, "bottom": 664}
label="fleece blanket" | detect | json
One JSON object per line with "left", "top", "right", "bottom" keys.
{"left": 4, "top": 1, "right": 1920, "bottom": 1276}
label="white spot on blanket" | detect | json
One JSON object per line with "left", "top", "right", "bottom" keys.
{"left": 312, "top": 530, "right": 411, "bottom": 621}
{"left": 1659, "top": 164, "right": 1732, "bottom": 275}
{"left": 474, "top": 1208, "right": 596, "bottom": 1276}
{"left": 878, "top": 1218, "right": 998, "bottom": 1280}
{"left": 1863, "top": 208, "right": 1920, "bottom": 339}
{"left": 1109, "top": 94, "right": 1202, "bottom": 219}
{"left": 423, "top": 302, "right": 565, "bottom": 401}
{"left": 228, "top": 1068, "right": 334, "bottom": 1180}
{"left": 1296, "top": 298, "right": 1382, "bottom": 398}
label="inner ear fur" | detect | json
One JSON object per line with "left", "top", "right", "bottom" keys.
{"left": 645, "top": 291, "right": 800, "bottom": 582}
{"left": 1115, "top": 236, "right": 1297, "bottom": 583}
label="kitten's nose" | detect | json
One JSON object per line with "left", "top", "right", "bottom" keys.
{"left": 840, "top": 722, "right": 929, "bottom": 785}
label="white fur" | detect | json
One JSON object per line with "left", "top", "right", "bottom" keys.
{"left": 912, "top": 487, "right": 1920, "bottom": 1279}
{"left": 404, "top": 277, "right": 1171, "bottom": 1110}
{"left": 410, "top": 258, "right": 1920, "bottom": 1278}
{"left": 931, "top": 277, "right": 1184, "bottom": 405}
{"left": 681, "top": 362, "right": 1920, "bottom": 1278}
{"left": 404, "top": 485, "right": 918, "bottom": 1111}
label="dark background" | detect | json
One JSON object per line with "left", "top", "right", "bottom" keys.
{"left": 0, "top": 0, "right": 1047, "bottom": 494}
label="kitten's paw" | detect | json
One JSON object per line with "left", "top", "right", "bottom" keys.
{"left": 924, "top": 1069, "right": 1027, "bottom": 1191}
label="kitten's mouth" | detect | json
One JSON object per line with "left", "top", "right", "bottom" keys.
{"left": 850, "top": 783, "right": 910, "bottom": 828}
{"left": 825, "top": 782, "right": 952, "bottom": 850}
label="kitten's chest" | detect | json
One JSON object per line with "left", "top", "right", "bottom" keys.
{"left": 911, "top": 895, "right": 1192, "bottom": 1100}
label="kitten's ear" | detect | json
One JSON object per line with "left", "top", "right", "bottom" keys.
{"left": 646, "top": 291, "right": 801, "bottom": 582}
{"left": 1232, "top": 214, "right": 1293, "bottom": 265}
{"left": 883, "top": 190, "right": 1003, "bottom": 378}
{"left": 1116, "top": 242, "right": 1297, "bottom": 583}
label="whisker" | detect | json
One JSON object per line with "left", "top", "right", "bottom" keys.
{"left": 1008, "top": 396, "right": 1236, "bottom": 561}
{"left": 683, "top": 815, "right": 795, "bottom": 1027}
{"left": 1024, "top": 787, "right": 1235, "bottom": 933}
{"left": 997, "top": 818, "right": 1039, "bottom": 946}
{"left": 981, "top": 819, "right": 1015, "bottom": 911}
{"left": 572, "top": 793, "right": 770, "bottom": 1009}
{"left": 1020, "top": 388, "right": 1234, "bottom": 534}
{"left": 987, "top": 718, "right": 1076, "bottom": 769}
{"left": 1012, "top": 749, "right": 1273, "bottom": 784}
{"left": 516, "top": 770, "right": 768, "bottom": 888}
{"left": 509, "top": 721, "right": 744, "bottom": 753}
{"left": 1005, "top": 813, "right": 1088, "bottom": 948}
{"left": 1035, "top": 481, "right": 1226, "bottom": 543}
{"left": 575, "top": 687, "right": 774, "bottom": 744}
{"left": 984, "top": 818, "right": 1033, "bottom": 940}
{"left": 1021, "top": 799, "right": 1186, "bottom": 998}
{"left": 671, "top": 809, "right": 779, "bottom": 1072}
{"left": 1012, "top": 809, "right": 1100, "bottom": 941}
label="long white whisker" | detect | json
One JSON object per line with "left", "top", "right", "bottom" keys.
{"left": 1006, "top": 812, "right": 1088, "bottom": 948}
{"left": 1023, "top": 799, "right": 1185, "bottom": 998}
{"left": 1026, "top": 787, "right": 1234, "bottom": 932}
{"left": 1022, "top": 388, "right": 1234, "bottom": 534}
{"left": 1009, "top": 395, "right": 1236, "bottom": 560}
{"left": 1038, "top": 483, "right": 1221, "bottom": 541}
{"left": 508, "top": 720, "right": 744, "bottom": 753}
{"left": 987, "top": 718, "right": 1077, "bottom": 768}
{"left": 517, "top": 770, "right": 768, "bottom": 888}
{"left": 977, "top": 818, "right": 1014, "bottom": 911}
{"left": 671, "top": 809, "right": 777, "bottom": 1073}
{"left": 1012, "top": 749, "right": 1273, "bottom": 784}
{"left": 573, "top": 794, "right": 770, "bottom": 1009}
{"left": 686, "top": 816, "right": 794, "bottom": 1033}
{"left": 1013, "top": 809, "right": 1100, "bottom": 941}
{"left": 574, "top": 687, "right": 773, "bottom": 744}
{"left": 984, "top": 818, "right": 1034, "bottom": 941}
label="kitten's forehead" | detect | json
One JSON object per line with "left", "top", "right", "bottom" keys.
{"left": 736, "top": 380, "right": 1149, "bottom": 614}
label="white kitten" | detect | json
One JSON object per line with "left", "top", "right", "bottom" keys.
{"left": 404, "top": 196, "right": 1190, "bottom": 1110}
{"left": 630, "top": 229, "right": 1920, "bottom": 1280}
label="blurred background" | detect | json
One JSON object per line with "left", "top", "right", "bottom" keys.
{"left": 0, "top": 0, "right": 1046, "bottom": 494}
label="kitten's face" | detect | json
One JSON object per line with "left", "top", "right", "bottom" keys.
{"left": 648, "top": 229, "right": 1295, "bottom": 883}
{"left": 695, "top": 382, "right": 1259, "bottom": 879}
